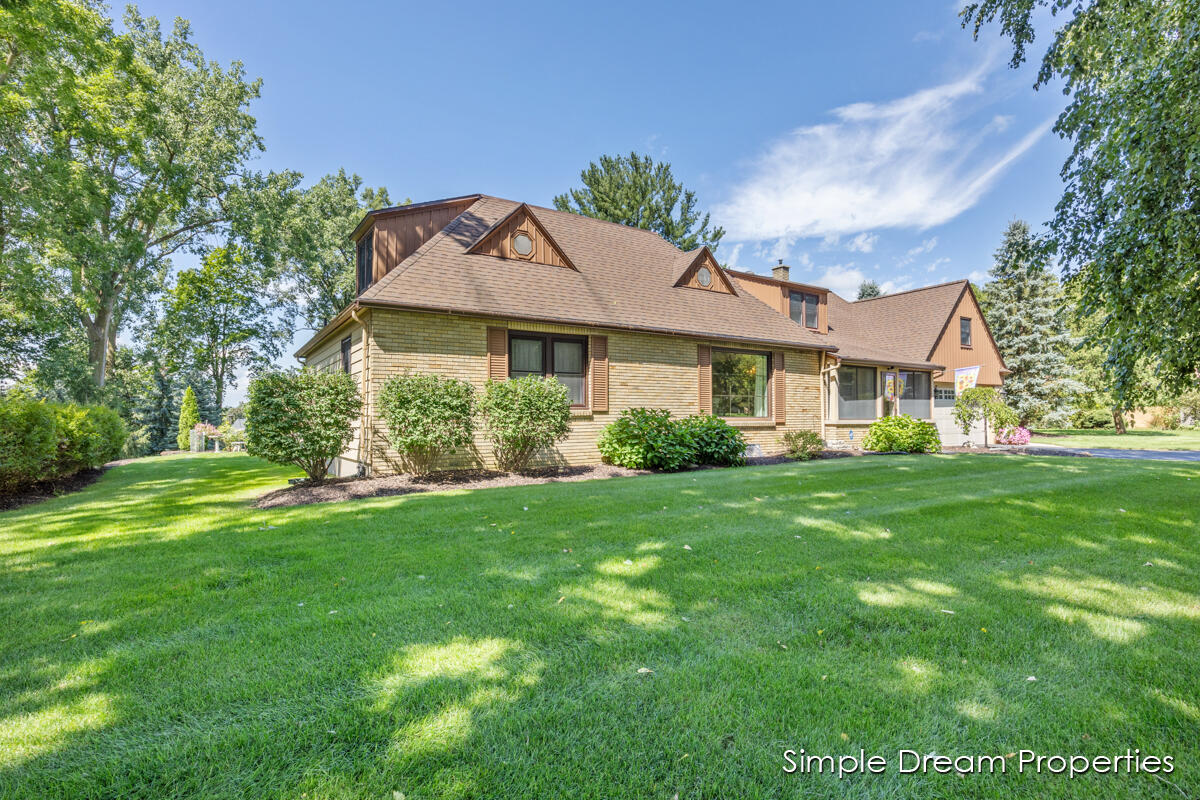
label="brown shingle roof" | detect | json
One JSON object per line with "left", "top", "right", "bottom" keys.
{"left": 357, "top": 196, "right": 836, "bottom": 351}
{"left": 826, "top": 280, "right": 968, "bottom": 367}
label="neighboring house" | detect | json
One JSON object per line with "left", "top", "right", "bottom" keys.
{"left": 296, "top": 195, "right": 1007, "bottom": 476}
{"left": 728, "top": 266, "right": 1008, "bottom": 447}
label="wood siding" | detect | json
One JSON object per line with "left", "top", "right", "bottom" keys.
{"left": 927, "top": 287, "right": 1006, "bottom": 386}
{"left": 773, "top": 351, "right": 786, "bottom": 425}
{"left": 697, "top": 344, "right": 712, "bottom": 413}
{"left": 676, "top": 249, "right": 736, "bottom": 294}
{"left": 469, "top": 205, "right": 574, "bottom": 269}
{"left": 590, "top": 335, "right": 609, "bottom": 412}
{"left": 731, "top": 273, "right": 828, "bottom": 334}
{"left": 367, "top": 198, "right": 476, "bottom": 282}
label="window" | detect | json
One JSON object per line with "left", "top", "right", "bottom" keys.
{"left": 508, "top": 333, "right": 587, "bottom": 406}
{"left": 697, "top": 266, "right": 712, "bottom": 287}
{"left": 356, "top": 233, "right": 374, "bottom": 293}
{"left": 512, "top": 231, "right": 534, "bottom": 257}
{"left": 712, "top": 349, "right": 770, "bottom": 417}
{"left": 789, "top": 291, "right": 819, "bottom": 329}
{"left": 340, "top": 337, "right": 351, "bottom": 374}
{"left": 960, "top": 317, "right": 972, "bottom": 347}
{"left": 899, "top": 371, "right": 931, "bottom": 418}
{"left": 838, "top": 366, "right": 877, "bottom": 419}
{"left": 934, "top": 386, "right": 956, "bottom": 407}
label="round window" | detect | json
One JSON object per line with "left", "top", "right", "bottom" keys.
{"left": 697, "top": 266, "right": 712, "bottom": 287}
{"left": 512, "top": 232, "right": 534, "bottom": 257}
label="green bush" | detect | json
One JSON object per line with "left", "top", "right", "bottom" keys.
{"left": 246, "top": 370, "right": 362, "bottom": 483}
{"left": 953, "top": 387, "right": 1017, "bottom": 439}
{"left": 478, "top": 376, "right": 571, "bottom": 472}
{"left": 781, "top": 429, "right": 825, "bottom": 461}
{"left": 0, "top": 395, "right": 59, "bottom": 494}
{"left": 378, "top": 373, "right": 476, "bottom": 475}
{"left": 862, "top": 414, "right": 942, "bottom": 453}
{"left": 52, "top": 404, "right": 126, "bottom": 477}
{"left": 1149, "top": 407, "right": 1181, "bottom": 430}
{"left": 597, "top": 408, "right": 689, "bottom": 471}
{"left": 1072, "top": 407, "right": 1114, "bottom": 429}
{"left": 676, "top": 414, "right": 747, "bottom": 467}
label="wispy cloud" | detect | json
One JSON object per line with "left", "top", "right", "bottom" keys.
{"left": 846, "top": 232, "right": 878, "bottom": 253}
{"left": 715, "top": 63, "right": 1053, "bottom": 241}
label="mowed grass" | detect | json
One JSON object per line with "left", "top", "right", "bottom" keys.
{"left": 1032, "top": 428, "right": 1200, "bottom": 450}
{"left": 1, "top": 454, "right": 1198, "bottom": 799}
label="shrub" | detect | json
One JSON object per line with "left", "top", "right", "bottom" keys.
{"left": 52, "top": 404, "right": 126, "bottom": 477}
{"left": 953, "top": 387, "right": 1018, "bottom": 441}
{"left": 996, "top": 425, "right": 1032, "bottom": 445}
{"left": 177, "top": 386, "right": 200, "bottom": 450}
{"left": 1149, "top": 407, "right": 1181, "bottom": 430}
{"left": 862, "top": 414, "right": 942, "bottom": 453}
{"left": 1072, "top": 407, "right": 1114, "bottom": 429}
{"left": 478, "top": 376, "right": 571, "bottom": 472}
{"left": 781, "top": 429, "right": 825, "bottom": 461}
{"left": 378, "top": 373, "right": 476, "bottom": 475}
{"left": 597, "top": 408, "right": 694, "bottom": 471}
{"left": 246, "top": 370, "right": 362, "bottom": 483}
{"left": 0, "top": 395, "right": 59, "bottom": 494}
{"left": 676, "top": 414, "right": 747, "bottom": 467}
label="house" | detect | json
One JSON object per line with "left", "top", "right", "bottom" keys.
{"left": 295, "top": 194, "right": 1007, "bottom": 476}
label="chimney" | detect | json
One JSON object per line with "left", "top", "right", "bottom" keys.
{"left": 772, "top": 259, "right": 790, "bottom": 282}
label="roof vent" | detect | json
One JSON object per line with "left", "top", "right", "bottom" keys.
{"left": 772, "top": 259, "right": 790, "bottom": 282}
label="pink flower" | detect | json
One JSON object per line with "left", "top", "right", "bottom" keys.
{"left": 996, "top": 426, "right": 1031, "bottom": 445}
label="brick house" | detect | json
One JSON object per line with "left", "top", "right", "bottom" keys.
{"left": 296, "top": 194, "right": 1007, "bottom": 476}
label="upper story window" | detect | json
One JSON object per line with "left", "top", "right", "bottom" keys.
{"left": 789, "top": 291, "right": 819, "bottom": 329}
{"left": 509, "top": 332, "right": 587, "bottom": 406}
{"left": 356, "top": 233, "right": 374, "bottom": 294}
{"left": 713, "top": 348, "right": 770, "bottom": 418}
{"left": 340, "top": 337, "right": 352, "bottom": 374}
{"left": 838, "top": 365, "right": 876, "bottom": 420}
{"left": 960, "top": 316, "right": 972, "bottom": 347}
{"left": 898, "top": 371, "right": 931, "bottom": 419}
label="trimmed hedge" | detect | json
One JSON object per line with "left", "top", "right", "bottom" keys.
{"left": 0, "top": 395, "right": 127, "bottom": 495}
{"left": 597, "top": 408, "right": 747, "bottom": 471}
{"left": 246, "top": 370, "right": 362, "bottom": 483}
{"left": 478, "top": 376, "right": 571, "bottom": 472}
{"left": 862, "top": 414, "right": 942, "bottom": 453}
{"left": 378, "top": 373, "right": 476, "bottom": 475}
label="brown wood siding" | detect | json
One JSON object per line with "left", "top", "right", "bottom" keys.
{"left": 697, "top": 344, "right": 712, "bottom": 413}
{"left": 773, "top": 351, "right": 786, "bottom": 424}
{"left": 470, "top": 206, "right": 573, "bottom": 269}
{"left": 486, "top": 326, "right": 508, "bottom": 380}
{"left": 928, "top": 288, "right": 1006, "bottom": 386}
{"left": 731, "top": 274, "right": 828, "bottom": 334}
{"left": 368, "top": 199, "right": 475, "bottom": 281}
{"left": 590, "top": 335, "right": 609, "bottom": 412}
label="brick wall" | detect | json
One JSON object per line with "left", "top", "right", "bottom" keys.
{"left": 361, "top": 308, "right": 824, "bottom": 473}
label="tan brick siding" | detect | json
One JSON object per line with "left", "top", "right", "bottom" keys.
{"left": 825, "top": 423, "right": 872, "bottom": 449}
{"left": 306, "top": 323, "right": 366, "bottom": 477}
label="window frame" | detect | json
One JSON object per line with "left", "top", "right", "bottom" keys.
{"left": 788, "top": 291, "right": 820, "bottom": 329}
{"left": 837, "top": 365, "right": 878, "bottom": 421}
{"left": 960, "top": 316, "right": 972, "bottom": 348}
{"left": 711, "top": 347, "right": 773, "bottom": 420}
{"left": 898, "top": 370, "right": 931, "bottom": 419}
{"left": 356, "top": 232, "right": 374, "bottom": 294}
{"left": 340, "top": 336, "right": 352, "bottom": 374}
{"left": 507, "top": 332, "right": 588, "bottom": 408}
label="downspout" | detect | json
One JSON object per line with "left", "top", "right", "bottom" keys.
{"left": 350, "top": 307, "right": 370, "bottom": 476}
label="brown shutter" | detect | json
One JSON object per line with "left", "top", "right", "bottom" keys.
{"left": 773, "top": 351, "right": 786, "bottom": 425}
{"left": 486, "top": 326, "right": 508, "bottom": 381}
{"left": 698, "top": 344, "right": 712, "bottom": 414}
{"left": 590, "top": 335, "right": 608, "bottom": 412}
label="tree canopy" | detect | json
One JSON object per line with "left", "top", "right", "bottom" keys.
{"left": 554, "top": 153, "right": 725, "bottom": 252}
{"left": 856, "top": 280, "right": 883, "bottom": 300}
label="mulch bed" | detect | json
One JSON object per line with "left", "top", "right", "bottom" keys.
{"left": 0, "top": 468, "right": 107, "bottom": 512}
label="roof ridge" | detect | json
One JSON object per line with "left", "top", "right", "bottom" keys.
{"left": 849, "top": 279, "right": 968, "bottom": 303}
{"left": 527, "top": 202, "right": 678, "bottom": 245}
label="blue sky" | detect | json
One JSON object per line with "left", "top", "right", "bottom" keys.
{"left": 128, "top": 0, "right": 1070, "bottom": 401}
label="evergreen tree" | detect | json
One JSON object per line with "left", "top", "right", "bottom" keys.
{"left": 139, "top": 359, "right": 179, "bottom": 453}
{"left": 982, "top": 221, "right": 1082, "bottom": 426}
{"left": 177, "top": 386, "right": 200, "bottom": 450}
{"left": 857, "top": 280, "right": 882, "bottom": 299}
{"left": 554, "top": 153, "right": 724, "bottom": 252}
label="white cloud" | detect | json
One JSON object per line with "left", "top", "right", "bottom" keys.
{"left": 723, "top": 242, "right": 744, "bottom": 268}
{"left": 926, "top": 256, "right": 951, "bottom": 272}
{"left": 846, "top": 232, "right": 878, "bottom": 253}
{"left": 968, "top": 269, "right": 989, "bottom": 283}
{"left": 716, "top": 65, "right": 1053, "bottom": 241}
{"left": 816, "top": 264, "right": 911, "bottom": 298}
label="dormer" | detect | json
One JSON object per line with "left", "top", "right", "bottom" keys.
{"left": 467, "top": 204, "right": 576, "bottom": 270}
{"left": 729, "top": 263, "right": 829, "bottom": 334}
{"left": 352, "top": 195, "right": 480, "bottom": 295}
{"left": 674, "top": 247, "right": 737, "bottom": 294}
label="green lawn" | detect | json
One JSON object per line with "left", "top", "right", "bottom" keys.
{"left": 2, "top": 454, "right": 1198, "bottom": 799}
{"left": 1031, "top": 428, "right": 1200, "bottom": 450}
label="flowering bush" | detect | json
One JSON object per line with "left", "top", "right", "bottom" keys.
{"left": 996, "top": 426, "right": 1032, "bottom": 445}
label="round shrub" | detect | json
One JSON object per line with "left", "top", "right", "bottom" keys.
{"left": 862, "top": 414, "right": 942, "bottom": 453}
{"left": 246, "top": 370, "right": 362, "bottom": 483}
{"left": 50, "top": 403, "right": 126, "bottom": 478}
{"left": 597, "top": 408, "right": 696, "bottom": 471}
{"left": 478, "top": 376, "right": 571, "bottom": 472}
{"left": 781, "top": 429, "right": 825, "bottom": 461}
{"left": 1072, "top": 407, "right": 1115, "bottom": 429}
{"left": 996, "top": 425, "right": 1032, "bottom": 445}
{"left": 0, "top": 394, "right": 58, "bottom": 494}
{"left": 378, "top": 373, "right": 476, "bottom": 475}
{"left": 677, "top": 414, "right": 747, "bottom": 467}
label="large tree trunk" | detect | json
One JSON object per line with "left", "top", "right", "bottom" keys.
{"left": 1112, "top": 406, "right": 1127, "bottom": 434}
{"left": 82, "top": 297, "right": 117, "bottom": 389}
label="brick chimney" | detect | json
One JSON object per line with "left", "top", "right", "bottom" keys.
{"left": 772, "top": 259, "right": 790, "bottom": 282}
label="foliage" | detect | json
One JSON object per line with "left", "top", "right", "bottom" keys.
{"left": 862, "top": 414, "right": 942, "bottom": 453}
{"left": 283, "top": 169, "right": 400, "bottom": 329}
{"left": 597, "top": 408, "right": 691, "bottom": 471}
{"left": 675, "top": 414, "right": 747, "bottom": 467}
{"left": 553, "top": 152, "right": 725, "bottom": 252}
{"left": 0, "top": 394, "right": 58, "bottom": 494}
{"left": 161, "top": 245, "right": 289, "bottom": 410}
{"left": 478, "top": 377, "right": 571, "bottom": 472}
{"left": 1178, "top": 390, "right": 1200, "bottom": 426}
{"left": 51, "top": 403, "right": 125, "bottom": 477}
{"left": 953, "top": 387, "right": 1018, "bottom": 440}
{"left": 177, "top": 387, "right": 200, "bottom": 451}
{"left": 1148, "top": 408, "right": 1181, "bottom": 431}
{"left": 377, "top": 373, "right": 476, "bottom": 475}
{"left": 780, "top": 430, "right": 825, "bottom": 461}
{"left": 1071, "top": 407, "right": 1114, "bottom": 429}
{"left": 963, "top": 0, "right": 1200, "bottom": 404}
{"left": 995, "top": 426, "right": 1032, "bottom": 446}
{"left": 246, "top": 370, "right": 361, "bottom": 483}
{"left": 978, "top": 221, "right": 1081, "bottom": 426}
{"left": 856, "top": 280, "right": 882, "bottom": 300}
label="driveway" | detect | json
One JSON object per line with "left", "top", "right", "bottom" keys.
{"left": 1022, "top": 444, "right": 1200, "bottom": 462}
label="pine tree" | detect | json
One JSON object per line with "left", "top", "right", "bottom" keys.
{"left": 982, "top": 221, "right": 1083, "bottom": 426}
{"left": 857, "top": 280, "right": 882, "bottom": 299}
{"left": 177, "top": 386, "right": 200, "bottom": 450}
{"left": 139, "top": 358, "right": 179, "bottom": 453}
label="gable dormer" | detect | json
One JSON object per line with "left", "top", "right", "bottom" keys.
{"left": 467, "top": 204, "right": 576, "bottom": 270}
{"left": 353, "top": 195, "right": 479, "bottom": 295}
{"left": 674, "top": 247, "right": 737, "bottom": 295}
